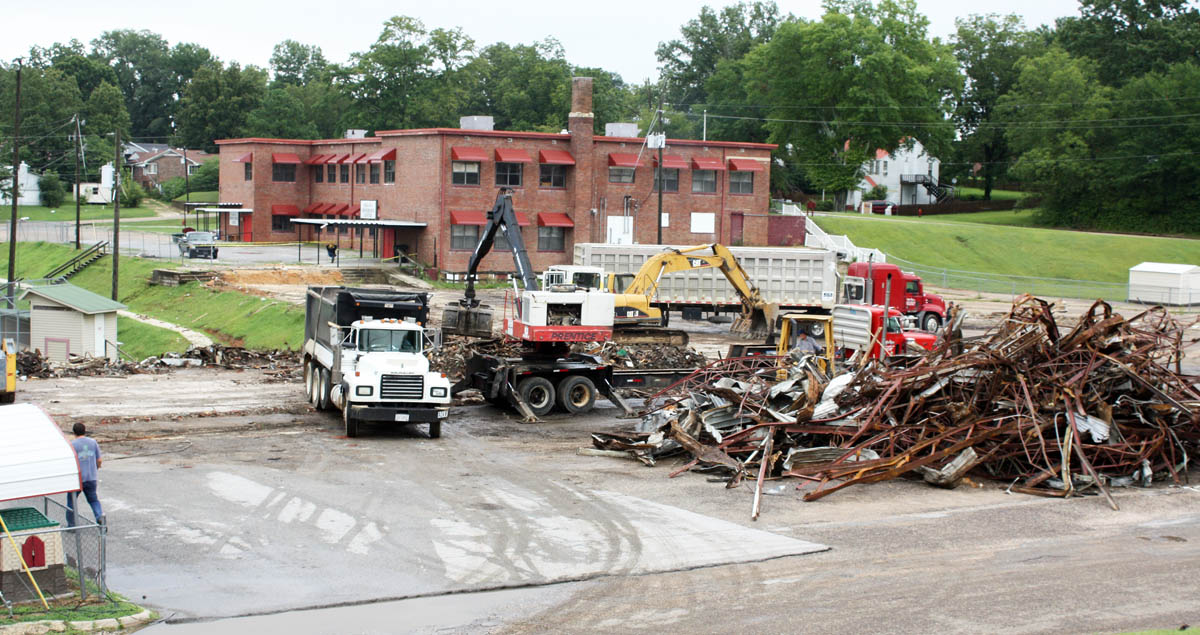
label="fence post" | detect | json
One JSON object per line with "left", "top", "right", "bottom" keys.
{"left": 75, "top": 530, "right": 86, "bottom": 602}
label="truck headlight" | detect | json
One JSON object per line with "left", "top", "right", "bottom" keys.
{"left": 356, "top": 386, "right": 373, "bottom": 396}
{"left": 430, "top": 387, "right": 447, "bottom": 398}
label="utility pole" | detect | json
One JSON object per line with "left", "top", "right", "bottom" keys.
{"left": 183, "top": 147, "right": 189, "bottom": 204}
{"left": 74, "top": 114, "right": 81, "bottom": 249}
{"left": 7, "top": 58, "right": 23, "bottom": 300}
{"left": 111, "top": 130, "right": 120, "bottom": 301}
{"left": 703, "top": 110, "right": 707, "bottom": 142}
{"left": 656, "top": 108, "right": 665, "bottom": 245}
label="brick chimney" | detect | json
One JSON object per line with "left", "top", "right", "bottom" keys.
{"left": 568, "top": 77, "right": 596, "bottom": 243}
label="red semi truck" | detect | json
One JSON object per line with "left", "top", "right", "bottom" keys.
{"left": 832, "top": 304, "right": 937, "bottom": 360}
{"left": 843, "top": 262, "right": 946, "bottom": 332}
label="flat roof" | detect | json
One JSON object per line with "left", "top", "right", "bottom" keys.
{"left": 290, "top": 218, "right": 428, "bottom": 228}
{"left": 217, "top": 130, "right": 776, "bottom": 151}
{"left": 1130, "top": 262, "right": 1200, "bottom": 274}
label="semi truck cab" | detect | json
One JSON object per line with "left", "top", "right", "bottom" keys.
{"left": 843, "top": 262, "right": 946, "bottom": 332}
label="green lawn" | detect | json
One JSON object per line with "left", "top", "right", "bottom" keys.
{"left": 0, "top": 588, "right": 146, "bottom": 626}
{"left": 812, "top": 215, "right": 1200, "bottom": 282}
{"left": 93, "top": 220, "right": 188, "bottom": 234}
{"left": 1, "top": 242, "right": 305, "bottom": 349}
{"left": 7, "top": 205, "right": 156, "bottom": 222}
{"left": 116, "top": 316, "right": 191, "bottom": 359}
{"left": 954, "top": 187, "right": 1027, "bottom": 201}
{"left": 173, "top": 190, "right": 218, "bottom": 202}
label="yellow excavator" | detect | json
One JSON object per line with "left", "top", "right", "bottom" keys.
{"left": 567, "top": 244, "right": 778, "bottom": 344}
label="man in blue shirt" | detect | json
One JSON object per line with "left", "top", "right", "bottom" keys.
{"left": 68, "top": 422, "right": 104, "bottom": 526}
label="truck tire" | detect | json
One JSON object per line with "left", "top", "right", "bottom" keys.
{"left": 318, "top": 368, "right": 332, "bottom": 411}
{"left": 213, "top": 249, "right": 219, "bottom": 259}
{"left": 922, "top": 312, "right": 941, "bottom": 332}
{"left": 517, "top": 376, "right": 555, "bottom": 417}
{"left": 304, "top": 361, "right": 315, "bottom": 405}
{"left": 556, "top": 375, "right": 596, "bottom": 414}
{"left": 428, "top": 421, "right": 441, "bottom": 439}
{"left": 343, "top": 406, "right": 359, "bottom": 437}
{"left": 0, "top": 392, "right": 14, "bottom": 404}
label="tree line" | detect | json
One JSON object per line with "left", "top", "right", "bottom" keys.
{"left": 3, "top": 0, "right": 1199, "bottom": 233}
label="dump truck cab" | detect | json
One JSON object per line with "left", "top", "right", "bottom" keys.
{"left": 332, "top": 318, "right": 451, "bottom": 421}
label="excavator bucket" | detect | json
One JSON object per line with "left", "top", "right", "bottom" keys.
{"left": 442, "top": 304, "right": 495, "bottom": 338}
{"left": 731, "top": 303, "right": 779, "bottom": 339}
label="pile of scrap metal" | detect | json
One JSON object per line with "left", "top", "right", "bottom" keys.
{"left": 592, "top": 295, "right": 1199, "bottom": 517}
{"left": 575, "top": 342, "right": 707, "bottom": 370}
{"left": 17, "top": 350, "right": 162, "bottom": 378}
{"left": 429, "top": 336, "right": 523, "bottom": 381}
{"left": 17, "top": 345, "right": 302, "bottom": 379}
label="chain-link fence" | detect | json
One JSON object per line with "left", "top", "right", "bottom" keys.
{"left": 0, "top": 498, "right": 108, "bottom": 614}
{"left": 0, "top": 222, "right": 185, "bottom": 263}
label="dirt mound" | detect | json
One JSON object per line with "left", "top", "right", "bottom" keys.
{"left": 218, "top": 268, "right": 344, "bottom": 286}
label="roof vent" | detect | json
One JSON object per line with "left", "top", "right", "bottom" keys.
{"left": 460, "top": 116, "right": 495, "bottom": 131}
{"left": 344, "top": 129, "right": 368, "bottom": 139}
{"left": 605, "top": 123, "right": 639, "bottom": 138}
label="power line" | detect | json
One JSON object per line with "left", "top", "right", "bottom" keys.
{"left": 671, "top": 94, "right": 1200, "bottom": 111}
{"left": 686, "top": 111, "right": 1200, "bottom": 130}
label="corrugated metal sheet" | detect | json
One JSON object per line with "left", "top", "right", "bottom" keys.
{"left": 20, "top": 284, "right": 125, "bottom": 315}
{"left": 0, "top": 404, "right": 81, "bottom": 502}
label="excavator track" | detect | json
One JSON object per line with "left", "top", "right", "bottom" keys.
{"left": 611, "top": 327, "right": 689, "bottom": 347}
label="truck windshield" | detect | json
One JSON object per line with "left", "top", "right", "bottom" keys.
{"left": 572, "top": 272, "right": 602, "bottom": 289}
{"left": 359, "top": 329, "right": 420, "bottom": 353}
{"left": 905, "top": 281, "right": 920, "bottom": 294}
{"left": 614, "top": 273, "right": 635, "bottom": 293}
{"left": 189, "top": 232, "right": 214, "bottom": 242}
{"left": 886, "top": 317, "right": 903, "bottom": 332}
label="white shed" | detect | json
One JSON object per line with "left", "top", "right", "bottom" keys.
{"left": 19, "top": 283, "right": 126, "bottom": 363}
{"left": 1128, "top": 262, "right": 1200, "bottom": 306}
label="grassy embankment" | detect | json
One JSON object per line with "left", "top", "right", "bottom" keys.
{"left": 812, "top": 214, "right": 1200, "bottom": 282}
{"left": 952, "top": 187, "right": 1026, "bottom": 201}
{"left": 10, "top": 205, "right": 157, "bottom": 222}
{"left": 173, "top": 190, "right": 218, "bottom": 202}
{"left": 1, "top": 242, "right": 306, "bottom": 356}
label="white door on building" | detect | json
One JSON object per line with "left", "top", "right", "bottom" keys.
{"left": 606, "top": 216, "right": 634, "bottom": 244}
{"left": 94, "top": 315, "right": 106, "bottom": 358}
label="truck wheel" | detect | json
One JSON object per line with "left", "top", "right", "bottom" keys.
{"left": 304, "top": 361, "right": 315, "bottom": 405}
{"left": 428, "top": 421, "right": 441, "bottom": 439}
{"left": 0, "top": 392, "right": 14, "bottom": 404}
{"left": 922, "top": 313, "right": 941, "bottom": 332}
{"left": 318, "top": 368, "right": 332, "bottom": 411}
{"left": 517, "top": 377, "right": 555, "bottom": 417}
{"left": 343, "top": 406, "right": 359, "bottom": 438}
{"left": 213, "top": 249, "right": 219, "bottom": 259}
{"left": 556, "top": 375, "right": 596, "bottom": 414}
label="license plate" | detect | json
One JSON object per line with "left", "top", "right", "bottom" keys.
{"left": 394, "top": 413, "right": 409, "bottom": 422}
{"left": 437, "top": 410, "right": 448, "bottom": 418}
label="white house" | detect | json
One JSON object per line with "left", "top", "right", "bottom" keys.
{"left": 847, "top": 139, "right": 942, "bottom": 208}
{"left": 1128, "top": 262, "right": 1200, "bottom": 306}
{"left": 75, "top": 163, "right": 115, "bottom": 205}
{"left": 0, "top": 162, "right": 42, "bottom": 206}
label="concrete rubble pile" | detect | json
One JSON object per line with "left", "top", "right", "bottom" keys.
{"left": 592, "top": 295, "right": 1200, "bottom": 516}
{"left": 16, "top": 345, "right": 302, "bottom": 380}
{"left": 575, "top": 342, "right": 707, "bottom": 370}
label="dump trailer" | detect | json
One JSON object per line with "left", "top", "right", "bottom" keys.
{"left": 303, "top": 286, "right": 451, "bottom": 438}
{"left": 573, "top": 243, "right": 837, "bottom": 319}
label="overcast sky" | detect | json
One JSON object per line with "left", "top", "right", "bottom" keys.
{"left": 4, "top": 1, "right": 1081, "bottom": 84}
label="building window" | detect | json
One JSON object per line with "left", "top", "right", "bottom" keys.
{"left": 495, "top": 163, "right": 523, "bottom": 187}
{"left": 340, "top": 164, "right": 349, "bottom": 183}
{"left": 314, "top": 166, "right": 323, "bottom": 183}
{"left": 326, "top": 164, "right": 336, "bottom": 182}
{"left": 355, "top": 164, "right": 366, "bottom": 184}
{"left": 384, "top": 160, "right": 396, "bottom": 184}
{"left": 451, "top": 224, "right": 479, "bottom": 250}
{"left": 369, "top": 163, "right": 380, "bottom": 184}
{"left": 452, "top": 161, "right": 479, "bottom": 186}
{"left": 538, "top": 226, "right": 565, "bottom": 251}
{"left": 272, "top": 163, "right": 297, "bottom": 182}
{"left": 609, "top": 167, "right": 635, "bottom": 184}
{"left": 539, "top": 165, "right": 566, "bottom": 188}
{"left": 654, "top": 168, "right": 679, "bottom": 192}
{"left": 690, "top": 212, "right": 716, "bottom": 233}
{"left": 145, "top": 163, "right": 157, "bottom": 175}
{"left": 730, "top": 171, "right": 754, "bottom": 194}
{"left": 693, "top": 170, "right": 717, "bottom": 193}
{"left": 271, "top": 216, "right": 292, "bottom": 231}
{"left": 244, "top": 163, "right": 253, "bottom": 181}
{"left": 187, "top": 164, "right": 198, "bottom": 175}
{"left": 495, "top": 229, "right": 511, "bottom": 252}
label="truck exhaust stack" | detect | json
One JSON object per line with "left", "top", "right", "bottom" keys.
{"left": 442, "top": 304, "right": 495, "bottom": 338}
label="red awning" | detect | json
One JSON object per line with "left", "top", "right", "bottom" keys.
{"left": 691, "top": 156, "right": 726, "bottom": 171}
{"left": 347, "top": 153, "right": 368, "bottom": 164}
{"left": 495, "top": 148, "right": 533, "bottom": 163}
{"left": 450, "top": 210, "right": 487, "bottom": 225}
{"left": 347, "top": 204, "right": 361, "bottom": 218}
{"left": 271, "top": 204, "right": 301, "bottom": 216}
{"left": 654, "top": 155, "right": 688, "bottom": 169}
{"left": 728, "top": 157, "right": 764, "bottom": 172}
{"left": 328, "top": 204, "right": 350, "bottom": 216}
{"left": 537, "top": 212, "right": 574, "bottom": 228}
{"left": 272, "top": 153, "right": 302, "bottom": 164}
{"left": 515, "top": 211, "right": 531, "bottom": 226}
{"left": 303, "top": 203, "right": 322, "bottom": 213}
{"left": 324, "top": 154, "right": 347, "bottom": 164}
{"left": 304, "top": 154, "right": 328, "bottom": 165}
{"left": 608, "top": 153, "right": 641, "bottom": 168}
{"left": 366, "top": 148, "right": 396, "bottom": 163}
{"left": 311, "top": 203, "right": 333, "bottom": 214}
{"left": 451, "top": 146, "right": 488, "bottom": 162}
{"left": 232, "top": 152, "right": 253, "bottom": 163}
{"left": 538, "top": 149, "right": 575, "bottom": 165}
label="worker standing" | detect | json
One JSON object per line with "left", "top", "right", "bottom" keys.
{"left": 67, "top": 423, "right": 104, "bottom": 527}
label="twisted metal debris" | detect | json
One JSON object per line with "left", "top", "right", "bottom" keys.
{"left": 594, "top": 296, "right": 1200, "bottom": 516}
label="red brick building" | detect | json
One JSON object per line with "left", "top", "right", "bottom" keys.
{"left": 216, "top": 78, "right": 777, "bottom": 275}
{"left": 129, "top": 147, "right": 215, "bottom": 192}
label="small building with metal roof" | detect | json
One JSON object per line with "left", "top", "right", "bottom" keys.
{"left": 1128, "top": 262, "right": 1200, "bottom": 306}
{"left": 19, "top": 283, "right": 127, "bottom": 363}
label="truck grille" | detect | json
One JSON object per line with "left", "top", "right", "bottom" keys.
{"left": 381, "top": 374, "right": 424, "bottom": 400}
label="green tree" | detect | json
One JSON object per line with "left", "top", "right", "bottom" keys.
{"left": 176, "top": 62, "right": 268, "bottom": 152}
{"left": 0, "top": 63, "right": 84, "bottom": 181}
{"left": 270, "top": 40, "right": 329, "bottom": 86}
{"left": 245, "top": 86, "right": 320, "bottom": 139}
{"left": 117, "top": 169, "right": 146, "bottom": 207}
{"left": 48, "top": 52, "right": 118, "bottom": 101}
{"left": 1055, "top": 0, "right": 1200, "bottom": 86}
{"left": 462, "top": 40, "right": 572, "bottom": 132}
{"left": 950, "top": 14, "right": 1044, "bottom": 199}
{"left": 758, "top": 0, "right": 960, "bottom": 208}
{"left": 84, "top": 81, "right": 131, "bottom": 139}
{"left": 38, "top": 173, "right": 65, "bottom": 207}
{"left": 90, "top": 30, "right": 176, "bottom": 138}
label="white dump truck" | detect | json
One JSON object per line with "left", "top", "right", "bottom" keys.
{"left": 303, "top": 286, "right": 451, "bottom": 438}
{"left": 572, "top": 243, "right": 838, "bottom": 319}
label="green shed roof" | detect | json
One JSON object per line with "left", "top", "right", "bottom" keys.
{"left": 20, "top": 283, "right": 126, "bottom": 315}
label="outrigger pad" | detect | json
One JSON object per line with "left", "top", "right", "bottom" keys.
{"left": 442, "top": 304, "right": 495, "bottom": 338}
